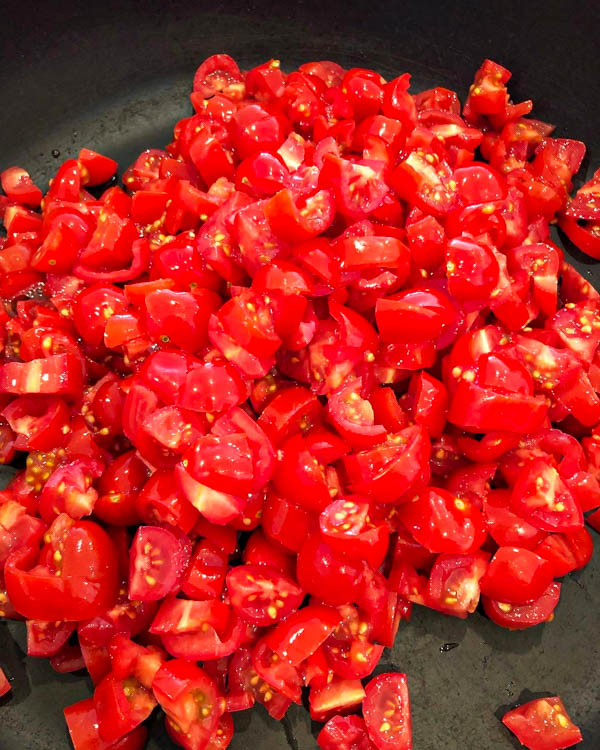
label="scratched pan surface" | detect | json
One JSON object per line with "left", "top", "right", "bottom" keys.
{"left": 1, "top": 0, "right": 600, "bottom": 747}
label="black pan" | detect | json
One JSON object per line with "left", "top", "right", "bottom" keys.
{"left": 1, "top": 0, "right": 599, "bottom": 747}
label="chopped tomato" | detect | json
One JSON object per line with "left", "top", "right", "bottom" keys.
{"left": 502, "top": 696, "right": 582, "bottom": 750}
{"left": 363, "top": 673, "right": 412, "bottom": 750}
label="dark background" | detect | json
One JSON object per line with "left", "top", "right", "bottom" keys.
{"left": 1, "top": 0, "right": 600, "bottom": 747}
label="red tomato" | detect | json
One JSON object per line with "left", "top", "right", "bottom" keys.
{"left": 64, "top": 698, "right": 147, "bottom": 750}
{"left": 318, "top": 714, "right": 377, "bottom": 750}
{"left": 321, "top": 604, "right": 384, "bottom": 679}
{"left": 265, "top": 603, "right": 342, "bottom": 665}
{"left": 310, "top": 678, "right": 366, "bottom": 723}
{"left": 319, "top": 496, "right": 389, "bottom": 569}
{"left": 152, "top": 659, "right": 225, "bottom": 746}
{"left": 296, "top": 535, "right": 362, "bottom": 607}
{"left": 94, "top": 672, "right": 156, "bottom": 742}
{"left": 128, "top": 526, "right": 190, "bottom": 601}
{"left": 480, "top": 546, "right": 554, "bottom": 605}
{"left": 502, "top": 696, "right": 582, "bottom": 750}
{"left": 363, "top": 673, "right": 412, "bottom": 750}
{"left": 511, "top": 458, "right": 584, "bottom": 533}
{"left": 5, "top": 514, "right": 119, "bottom": 621}
{"left": 226, "top": 563, "right": 303, "bottom": 626}
{"left": 427, "top": 551, "right": 489, "bottom": 618}
{"left": 399, "top": 487, "right": 486, "bottom": 554}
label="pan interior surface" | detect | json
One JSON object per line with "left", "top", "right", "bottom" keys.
{"left": 1, "top": 1, "right": 599, "bottom": 748}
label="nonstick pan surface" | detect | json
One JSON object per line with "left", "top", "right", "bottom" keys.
{"left": 1, "top": 1, "right": 599, "bottom": 747}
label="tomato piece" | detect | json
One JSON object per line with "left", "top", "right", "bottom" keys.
{"left": 448, "top": 380, "right": 548, "bottom": 434}
{"left": 427, "top": 551, "right": 489, "bottom": 618}
{"left": 265, "top": 188, "right": 335, "bottom": 243}
{"left": 321, "top": 604, "right": 384, "bottom": 679}
{"left": 483, "top": 491, "right": 546, "bottom": 549}
{"left": 73, "top": 283, "right": 129, "bottom": 347}
{"left": 95, "top": 452, "right": 149, "bottom": 526}
{"left": 318, "top": 714, "right": 376, "bottom": 750}
{"left": 136, "top": 470, "right": 199, "bottom": 533}
{"left": 94, "top": 672, "right": 156, "bottom": 743}
{"left": 226, "top": 563, "right": 303, "bottom": 626}
{"left": 310, "top": 678, "right": 366, "bottom": 723}
{"left": 152, "top": 659, "right": 224, "bottom": 745}
{"left": 5, "top": 515, "right": 118, "bottom": 621}
{"left": 363, "top": 673, "right": 412, "bottom": 750}
{"left": 129, "top": 526, "right": 190, "bottom": 602}
{"left": 534, "top": 528, "right": 593, "bottom": 577}
{"left": 78, "top": 148, "right": 118, "bottom": 186}
{"left": 0, "top": 500, "right": 46, "bottom": 567}
{"left": 242, "top": 528, "right": 295, "bottom": 580}
{"left": 399, "top": 486, "right": 486, "bottom": 554}
{"left": 182, "top": 540, "right": 228, "bottom": 601}
{"left": 392, "top": 150, "right": 458, "bottom": 216}
{"left": 511, "top": 458, "right": 583, "bottom": 532}
{"left": 26, "top": 619, "right": 75, "bottom": 657}
{"left": 480, "top": 546, "right": 554, "bottom": 605}
{"left": 77, "top": 588, "right": 157, "bottom": 648}
{"left": 38, "top": 457, "right": 104, "bottom": 523}
{"left": 342, "top": 426, "right": 430, "bottom": 502}
{"left": 64, "top": 698, "right": 147, "bottom": 750}
{"left": 327, "top": 378, "right": 387, "bottom": 447}
{"left": 258, "top": 385, "right": 322, "bottom": 445}
{"left": 193, "top": 54, "right": 243, "bottom": 98}
{"left": 502, "top": 696, "right": 582, "bottom": 750}
{"left": 265, "top": 603, "right": 342, "bottom": 666}
{"left": 0, "top": 353, "right": 83, "bottom": 396}
{"left": 1, "top": 166, "right": 42, "bottom": 206}
{"left": 296, "top": 535, "right": 361, "bottom": 607}
{"left": 319, "top": 496, "right": 389, "bottom": 569}
{"left": 273, "top": 433, "right": 332, "bottom": 513}
{"left": 251, "top": 638, "right": 303, "bottom": 703}
{"left": 176, "top": 462, "right": 246, "bottom": 526}
{"left": 375, "top": 287, "right": 455, "bottom": 345}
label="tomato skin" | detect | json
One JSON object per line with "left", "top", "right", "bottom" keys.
{"left": 511, "top": 458, "right": 584, "bottom": 533}
{"left": 480, "top": 546, "right": 554, "bottom": 605}
{"left": 296, "top": 535, "right": 361, "bottom": 607}
{"left": 265, "top": 604, "right": 342, "bottom": 665}
{"left": 427, "top": 551, "right": 490, "bottom": 618}
{"left": 5, "top": 517, "right": 119, "bottom": 621}
{"left": 363, "top": 673, "right": 412, "bottom": 750}
{"left": 342, "top": 426, "right": 430, "bottom": 503}
{"left": 502, "top": 696, "right": 582, "bottom": 750}
{"left": 448, "top": 380, "right": 548, "bottom": 434}
{"left": 95, "top": 452, "right": 149, "bottom": 526}
{"left": 152, "top": 659, "right": 225, "bottom": 745}
{"left": 262, "top": 491, "right": 313, "bottom": 553}
{"left": 318, "top": 714, "right": 376, "bottom": 750}
{"left": 129, "top": 526, "right": 190, "bottom": 602}
{"left": 64, "top": 698, "right": 148, "bottom": 750}
{"left": 399, "top": 487, "right": 486, "bottom": 554}
{"left": 94, "top": 672, "right": 157, "bottom": 743}
{"left": 226, "top": 563, "right": 304, "bottom": 627}
{"left": 273, "top": 433, "right": 332, "bottom": 513}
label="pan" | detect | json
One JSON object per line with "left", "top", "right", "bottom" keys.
{"left": 1, "top": 0, "right": 599, "bottom": 747}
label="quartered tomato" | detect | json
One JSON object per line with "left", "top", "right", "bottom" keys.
{"left": 502, "top": 697, "right": 582, "bottom": 750}
{"left": 363, "top": 673, "right": 412, "bottom": 750}
{"left": 226, "top": 563, "right": 303, "bottom": 626}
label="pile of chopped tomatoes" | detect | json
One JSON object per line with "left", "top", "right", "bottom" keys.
{"left": 0, "top": 53, "right": 595, "bottom": 750}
